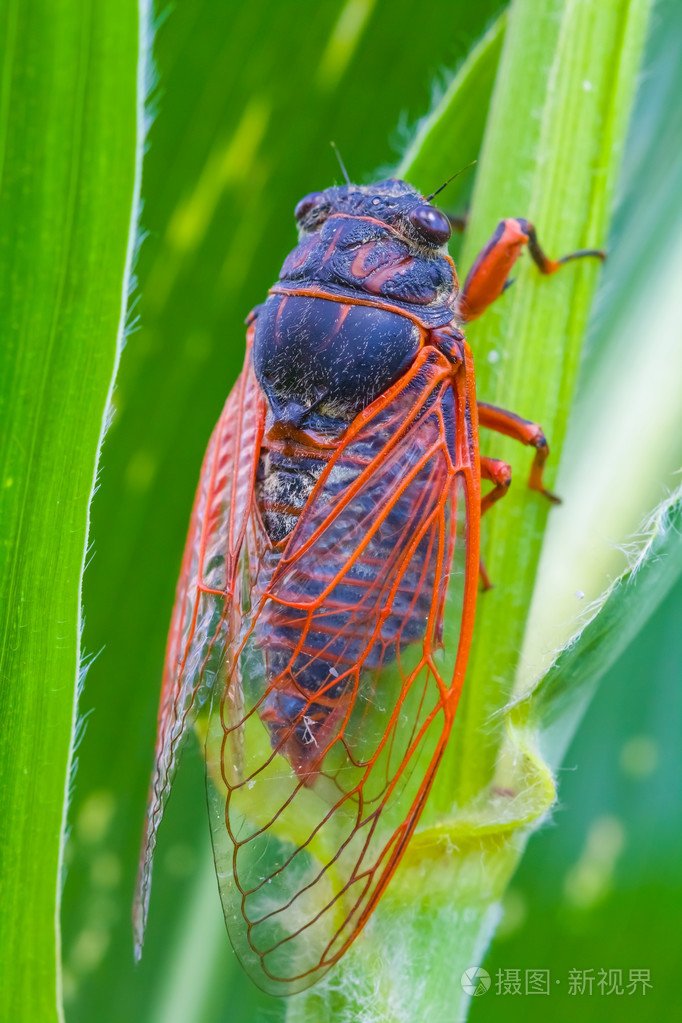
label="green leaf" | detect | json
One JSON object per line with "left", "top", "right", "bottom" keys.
{"left": 510, "top": 485, "right": 682, "bottom": 768}
{"left": 0, "top": 3, "right": 142, "bottom": 1021}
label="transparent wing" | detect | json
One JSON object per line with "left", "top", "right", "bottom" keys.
{"left": 133, "top": 337, "right": 265, "bottom": 955}
{"left": 205, "top": 346, "right": 480, "bottom": 994}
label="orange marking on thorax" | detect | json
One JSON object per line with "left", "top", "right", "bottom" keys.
{"left": 363, "top": 257, "right": 414, "bottom": 293}
{"left": 350, "top": 242, "right": 380, "bottom": 279}
{"left": 321, "top": 223, "right": 345, "bottom": 263}
{"left": 330, "top": 302, "right": 352, "bottom": 335}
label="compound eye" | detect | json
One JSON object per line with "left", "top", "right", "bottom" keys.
{"left": 294, "top": 191, "right": 326, "bottom": 221}
{"left": 408, "top": 204, "right": 451, "bottom": 245}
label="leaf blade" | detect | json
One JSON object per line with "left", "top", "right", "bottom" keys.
{"left": 510, "top": 485, "right": 682, "bottom": 767}
{"left": 0, "top": 3, "right": 141, "bottom": 1019}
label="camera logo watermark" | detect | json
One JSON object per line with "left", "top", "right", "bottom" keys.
{"left": 460, "top": 968, "right": 491, "bottom": 997}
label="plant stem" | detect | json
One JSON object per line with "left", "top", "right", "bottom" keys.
{"left": 439, "top": 0, "right": 653, "bottom": 809}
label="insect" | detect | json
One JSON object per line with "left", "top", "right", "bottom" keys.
{"left": 133, "top": 176, "right": 603, "bottom": 995}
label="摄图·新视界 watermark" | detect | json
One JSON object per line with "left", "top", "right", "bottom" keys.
{"left": 460, "top": 967, "right": 653, "bottom": 998}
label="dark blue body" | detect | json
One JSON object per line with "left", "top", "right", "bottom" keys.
{"left": 249, "top": 180, "right": 460, "bottom": 761}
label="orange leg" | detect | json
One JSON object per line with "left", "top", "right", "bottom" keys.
{"left": 455, "top": 218, "right": 605, "bottom": 323}
{"left": 478, "top": 402, "right": 561, "bottom": 504}
{"left": 478, "top": 456, "right": 512, "bottom": 590}
{"left": 480, "top": 456, "right": 512, "bottom": 516}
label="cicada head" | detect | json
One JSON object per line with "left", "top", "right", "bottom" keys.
{"left": 282, "top": 178, "right": 458, "bottom": 328}
{"left": 293, "top": 178, "right": 452, "bottom": 252}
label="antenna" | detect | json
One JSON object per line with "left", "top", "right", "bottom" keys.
{"left": 426, "top": 160, "right": 477, "bottom": 202}
{"left": 330, "top": 141, "right": 351, "bottom": 186}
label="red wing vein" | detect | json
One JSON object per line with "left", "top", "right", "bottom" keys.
{"left": 206, "top": 348, "right": 478, "bottom": 995}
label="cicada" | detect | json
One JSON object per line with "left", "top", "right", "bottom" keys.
{"left": 133, "top": 177, "right": 603, "bottom": 995}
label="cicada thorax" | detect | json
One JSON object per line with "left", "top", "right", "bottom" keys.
{"left": 252, "top": 186, "right": 459, "bottom": 544}
{"left": 247, "top": 193, "right": 461, "bottom": 778}
{"left": 278, "top": 211, "right": 457, "bottom": 313}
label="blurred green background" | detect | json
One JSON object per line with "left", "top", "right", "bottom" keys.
{"left": 60, "top": 1, "right": 681, "bottom": 1021}
{"left": 472, "top": 571, "right": 682, "bottom": 1022}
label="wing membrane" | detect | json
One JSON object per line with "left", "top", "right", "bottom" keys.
{"left": 134, "top": 340, "right": 265, "bottom": 954}
{"left": 206, "top": 346, "right": 480, "bottom": 994}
